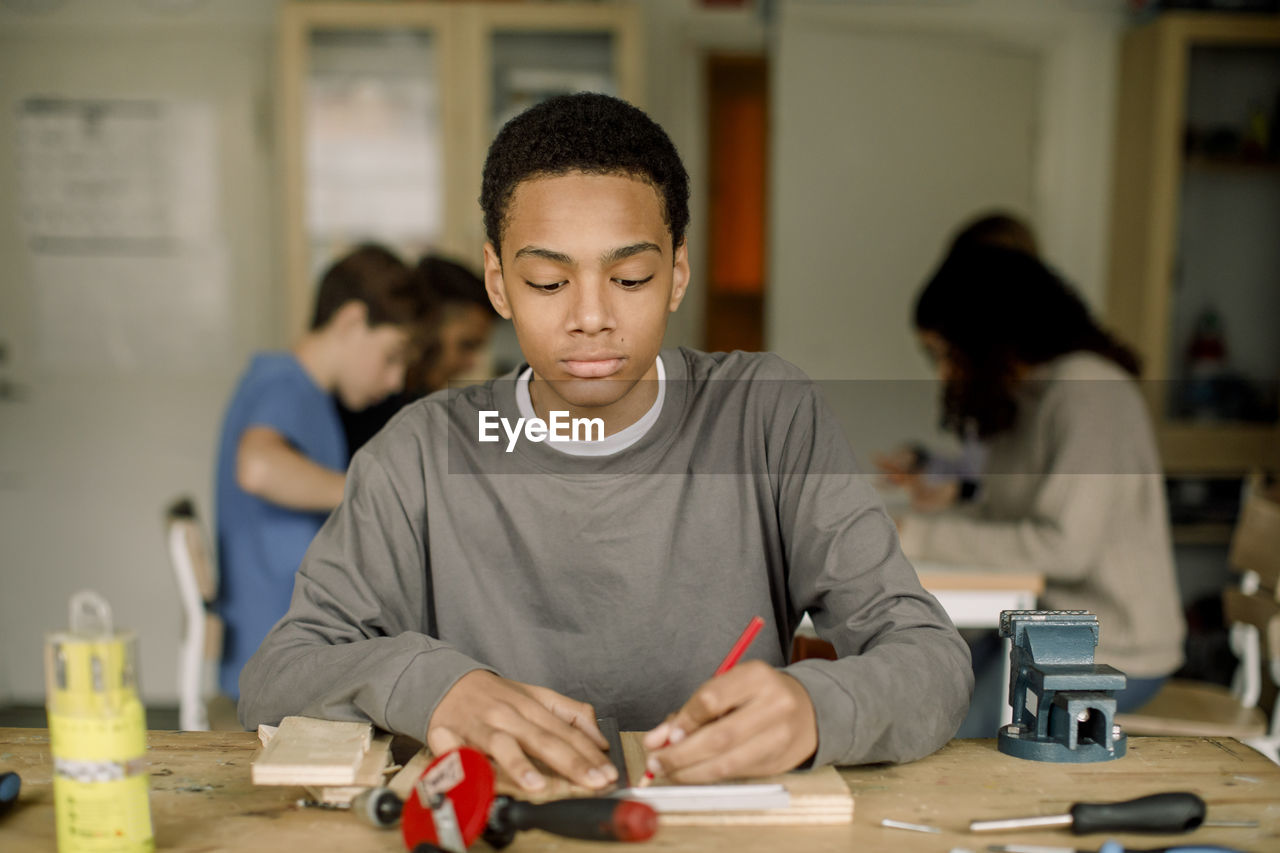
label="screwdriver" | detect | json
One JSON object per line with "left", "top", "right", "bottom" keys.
{"left": 970, "top": 793, "right": 1206, "bottom": 835}
{"left": 989, "top": 842, "right": 1247, "bottom": 853}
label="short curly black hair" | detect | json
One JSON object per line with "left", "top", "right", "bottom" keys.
{"left": 480, "top": 92, "right": 690, "bottom": 259}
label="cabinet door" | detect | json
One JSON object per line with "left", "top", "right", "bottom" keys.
{"left": 278, "top": 3, "right": 642, "bottom": 345}
{"left": 279, "top": 3, "right": 460, "bottom": 334}
{"left": 1170, "top": 41, "right": 1280, "bottom": 426}
{"left": 1108, "top": 14, "right": 1280, "bottom": 474}
{"left": 457, "top": 4, "right": 642, "bottom": 373}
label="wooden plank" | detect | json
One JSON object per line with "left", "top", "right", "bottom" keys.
{"left": 251, "top": 716, "right": 373, "bottom": 786}
{"left": 307, "top": 732, "right": 395, "bottom": 804}
{"left": 617, "top": 733, "right": 851, "bottom": 826}
{"left": 388, "top": 745, "right": 434, "bottom": 802}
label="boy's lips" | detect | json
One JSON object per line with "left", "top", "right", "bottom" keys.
{"left": 561, "top": 356, "right": 626, "bottom": 378}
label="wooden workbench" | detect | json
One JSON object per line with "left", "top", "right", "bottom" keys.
{"left": 2, "top": 728, "right": 1278, "bottom": 851}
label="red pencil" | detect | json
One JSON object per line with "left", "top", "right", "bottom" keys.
{"left": 638, "top": 615, "right": 766, "bottom": 787}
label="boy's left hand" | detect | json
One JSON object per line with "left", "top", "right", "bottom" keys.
{"left": 640, "top": 661, "right": 818, "bottom": 783}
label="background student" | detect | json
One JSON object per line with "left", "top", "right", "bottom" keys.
{"left": 874, "top": 211, "right": 1039, "bottom": 511}
{"left": 340, "top": 254, "right": 499, "bottom": 454}
{"left": 214, "top": 243, "right": 434, "bottom": 699}
{"left": 895, "top": 245, "right": 1185, "bottom": 732}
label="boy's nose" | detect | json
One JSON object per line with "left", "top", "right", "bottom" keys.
{"left": 568, "top": 280, "right": 616, "bottom": 334}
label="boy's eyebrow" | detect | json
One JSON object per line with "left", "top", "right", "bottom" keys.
{"left": 513, "top": 246, "right": 574, "bottom": 265}
{"left": 511, "top": 242, "right": 662, "bottom": 268}
{"left": 600, "top": 242, "right": 662, "bottom": 265}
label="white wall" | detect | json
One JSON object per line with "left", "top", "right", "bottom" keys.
{"left": 769, "top": 0, "right": 1126, "bottom": 459}
{"left": 0, "top": 0, "right": 278, "bottom": 704}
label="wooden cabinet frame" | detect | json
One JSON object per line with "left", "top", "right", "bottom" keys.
{"left": 277, "top": 1, "right": 642, "bottom": 337}
{"left": 1106, "top": 12, "right": 1280, "bottom": 475}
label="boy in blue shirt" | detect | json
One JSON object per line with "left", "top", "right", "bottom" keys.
{"left": 214, "top": 244, "right": 433, "bottom": 698}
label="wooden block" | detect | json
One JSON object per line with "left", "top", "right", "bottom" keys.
{"left": 251, "top": 716, "right": 374, "bottom": 786}
{"left": 304, "top": 732, "right": 395, "bottom": 804}
{"left": 389, "top": 746, "right": 435, "bottom": 802}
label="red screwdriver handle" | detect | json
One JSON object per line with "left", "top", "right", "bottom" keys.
{"left": 497, "top": 797, "right": 658, "bottom": 843}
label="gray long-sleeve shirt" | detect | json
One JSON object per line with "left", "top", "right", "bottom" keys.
{"left": 239, "top": 348, "right": 972, "bottom": 767}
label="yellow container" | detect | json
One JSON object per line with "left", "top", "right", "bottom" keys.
{"left": 45, "top": 591, "right": 153, "bottom": 852}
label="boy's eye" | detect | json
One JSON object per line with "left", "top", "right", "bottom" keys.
{"left": 525, "top": 280, "right": 566, "bottom": 293}
{"left": 614, "top": 275, "right": 654, "bottom": 289}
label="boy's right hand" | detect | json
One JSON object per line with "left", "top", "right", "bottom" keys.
{"left": 427, "top": 670, "right": 617, "bottom": 793}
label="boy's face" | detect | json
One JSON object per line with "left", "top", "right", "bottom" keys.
{"left": 424, "top": 303, "right": 493, "bottom": 391}
{"left": 483, "top": 171, "right": 689, "bottom": 414}
{"left": 335, "top": 320, "right": 414, "bottom": 411}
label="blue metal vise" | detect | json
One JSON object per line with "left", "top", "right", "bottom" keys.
{"left": 997, "top": 610, "right": 1128, "bottom": 763}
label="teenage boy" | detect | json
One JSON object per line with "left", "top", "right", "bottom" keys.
{"left": 215, "top": 243, "right": 431, "bottom": 699}
{"left": 241, "top": 95, "right": 971, "bottom": 787}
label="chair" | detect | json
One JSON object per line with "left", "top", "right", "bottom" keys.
{"left": 1116, "top": 472, "right": 1280, "bottom": 764}
{"left": 165, "top": 497, "right": 224, "bottom": 732}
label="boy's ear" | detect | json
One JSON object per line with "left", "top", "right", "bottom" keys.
{"left": 331, "top": 300, "right": 370, "bottom": 335}
{"left": 668, "top": 240, "right": 691, "bottom": 314}
{"left": 483, "top": 243, "right": 514, "bottom": 320}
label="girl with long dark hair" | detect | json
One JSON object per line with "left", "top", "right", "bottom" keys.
{"left": 896, "top": 245, "right": 1185, "bottom": 716}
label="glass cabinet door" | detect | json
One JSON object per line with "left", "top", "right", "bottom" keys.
{"left": 279, "top": 3, "right": 639, "bottom": 339}
{"left": 305, "top": 28, "right": 445, "bottom": 285}
{"left": 465, "top": 7, "right": 641, "bottom": 374}
{"left": 1108, "top": 14, "right": 1280, "bottom": 474}
{"left": 489, "top": 30, "right": 619, "bottom": 136}
{"left": 280, "top": 3, "right": 458, "bottom": 335}
{"left": 1168, "top": 43, "right": 1280, "bottom": 426}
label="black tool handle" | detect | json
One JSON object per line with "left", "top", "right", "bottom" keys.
{"left": 1070, "top": 792, "right": 1206, "bottom": 834}
{"left": 503, "top": 797, "right": 657, "bottom": 842}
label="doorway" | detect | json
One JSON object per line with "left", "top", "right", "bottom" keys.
{"left": 704, "top": 53, "right": 768, "bottom": 353}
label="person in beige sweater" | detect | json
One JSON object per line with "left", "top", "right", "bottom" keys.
{"left": 896, "top": 245, "right": 1185, "bottom": 715}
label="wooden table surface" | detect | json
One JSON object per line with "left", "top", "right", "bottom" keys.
{"left": 2, "top": 728, "right": 1278, "bottom": 851}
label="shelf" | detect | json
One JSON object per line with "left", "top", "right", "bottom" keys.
{"left": 1158, "top": 422, "right": 1280, "bottom": 475}
{"left": 1184, "top": 154, "right": 1280, "bottom": 175}
{"left": 1171, "top": 522, "right": 1236, "bottom": 546}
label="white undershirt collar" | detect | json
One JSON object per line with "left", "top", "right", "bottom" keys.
{"left": 515, "top": 356, "right": 666, "bottom": 457}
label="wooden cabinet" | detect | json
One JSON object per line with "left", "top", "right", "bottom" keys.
{"left": 277, "top": 1, "right": 642, "bottom": 335}
{"left": 1107, "top": 12, "right": 1280, "bottom": 475}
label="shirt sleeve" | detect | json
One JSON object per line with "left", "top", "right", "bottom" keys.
{"left": 771, "top": 375, "right": 973, "bottom": 766}
{"left": 237, "top": 438, "right": 496, "bottom": 739}
{"left": 896, "top": 379, "right": 1148, "bottom": 582}
{"left": 241, "top": 372, "right": 329, "bottom": 450}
